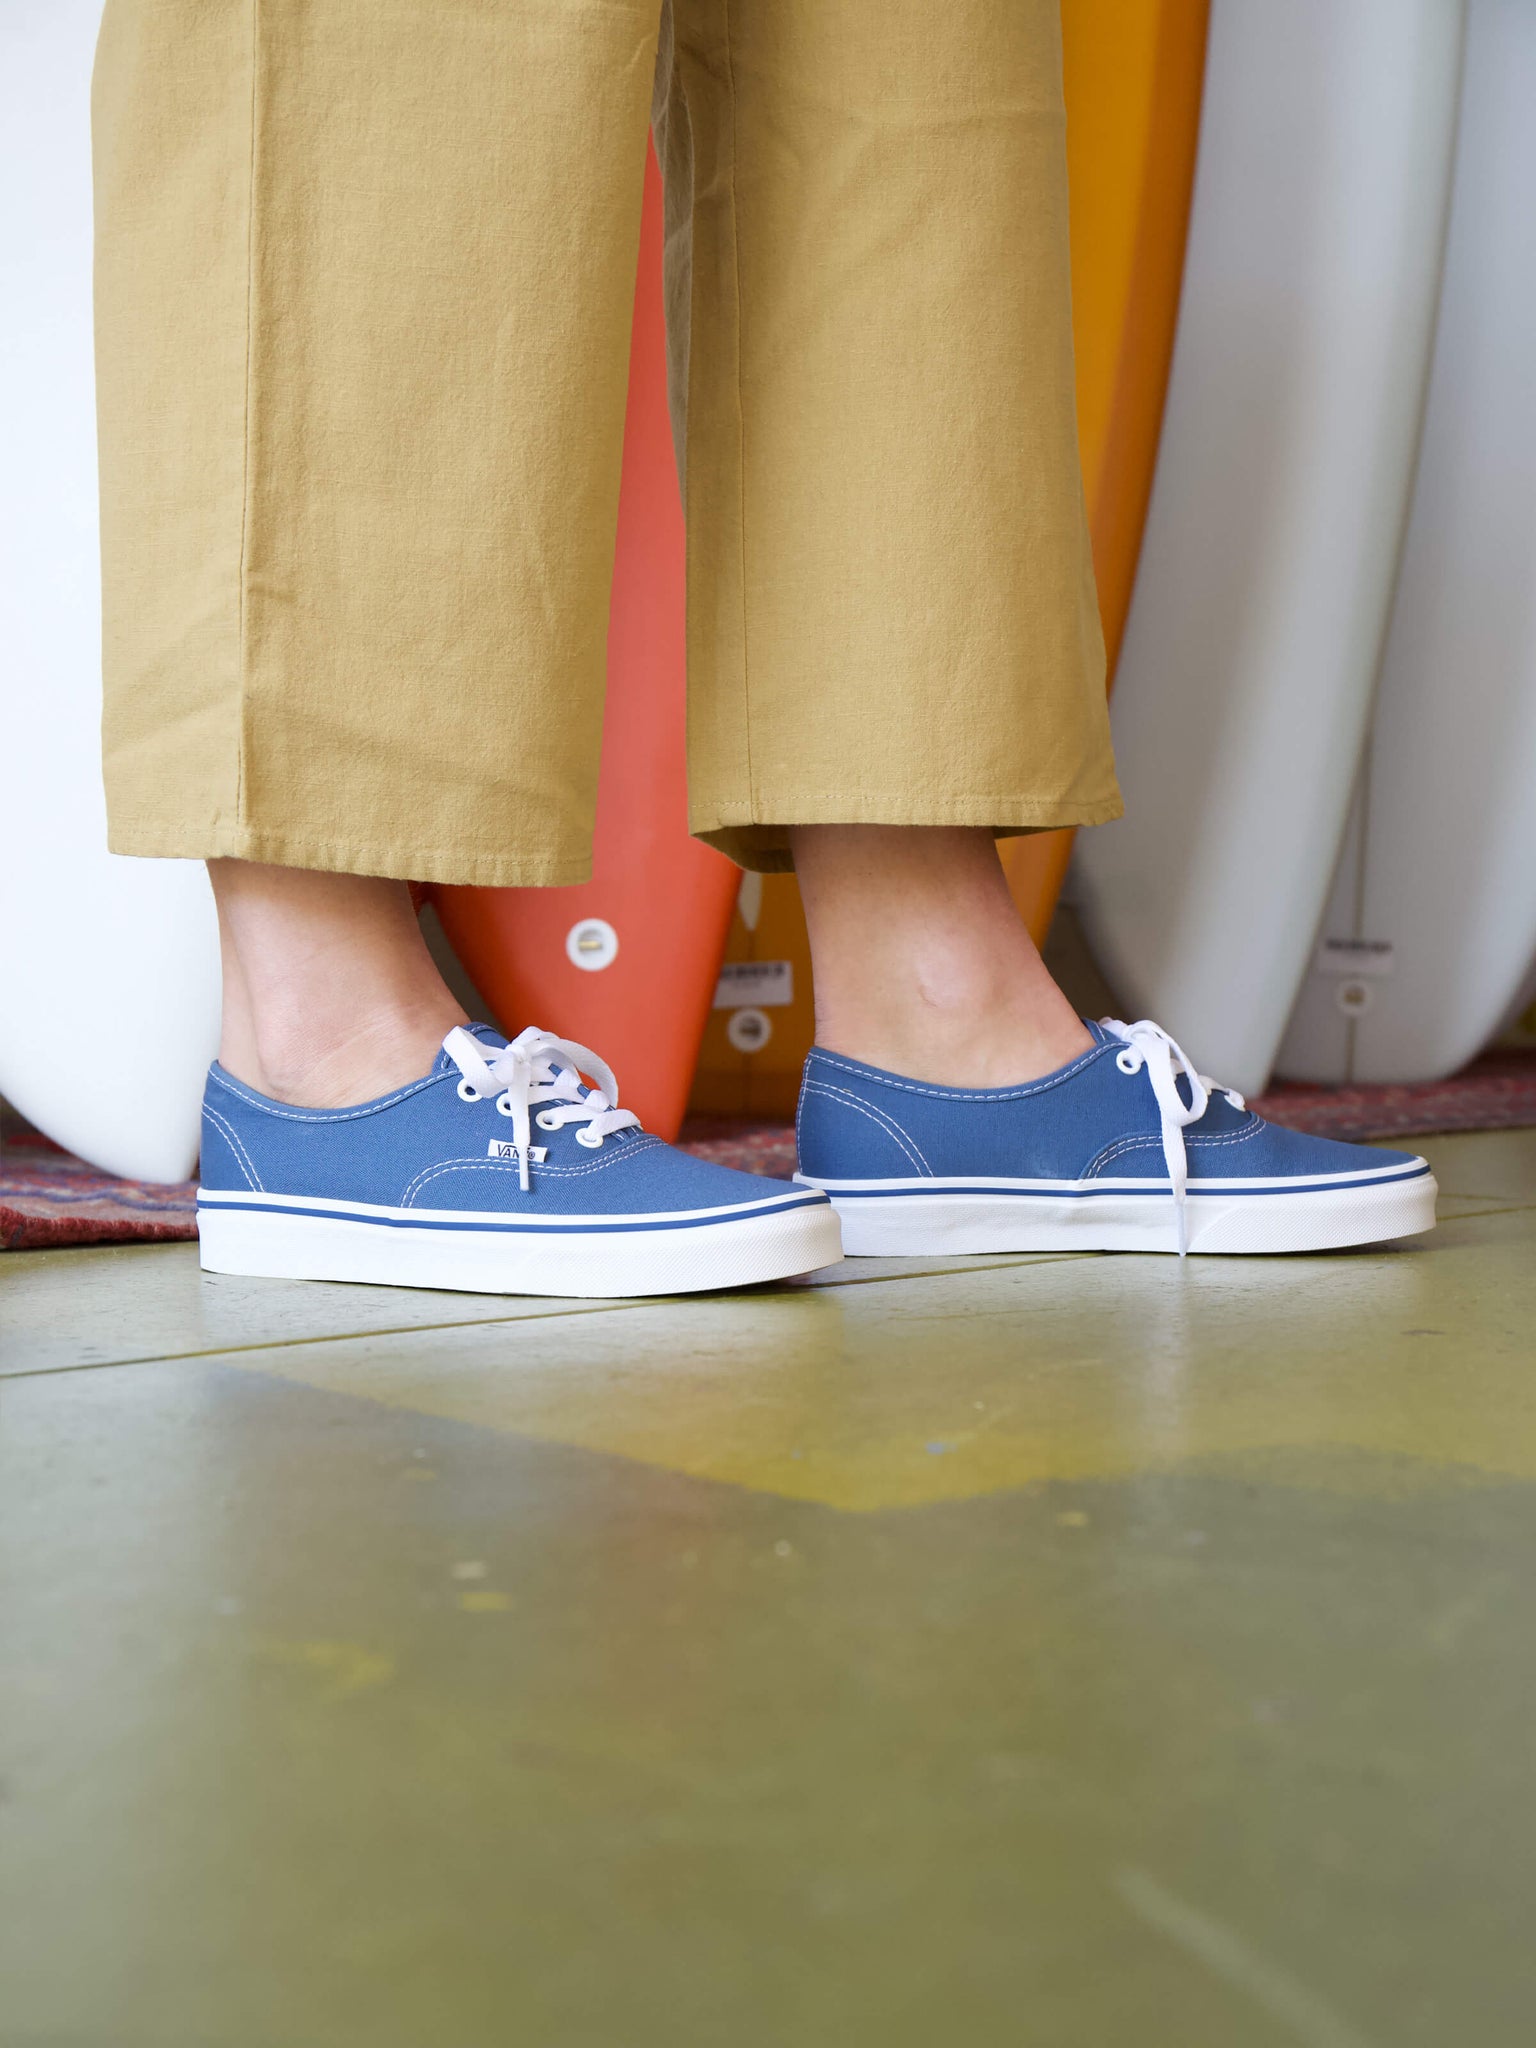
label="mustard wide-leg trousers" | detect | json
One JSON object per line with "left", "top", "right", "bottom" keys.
{"left": 93, "top": 0, "right": 1118, "bottom": 885}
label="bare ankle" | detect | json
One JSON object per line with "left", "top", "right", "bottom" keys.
{"left": 208, "top": 859, "right": 468, "bottom": 1106}
{"left": 814, "top": 983, "right": 1091, "bottom": 1089}
{"left": 792, "top": 823, "right": 1093, "bottom": 1088}
{"left": 233, "top": 998, "right": 467, "bottom": 1107}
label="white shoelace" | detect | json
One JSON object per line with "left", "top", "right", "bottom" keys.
{"left": 442, "top": 1024, "right": 641, "bottom": 1191}
{"left": 1099, "top": 1017, "right": 1245, "bottom": 1256}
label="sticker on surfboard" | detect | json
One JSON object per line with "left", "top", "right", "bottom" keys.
{"left": 726, "top": 1009, "right": 774, "bottom": 1053}
{"left": 565, "top": 919, "right": 619, "bottom": 972}
{"left": 713, "top": 961, "right": 794, "bottom": 1010}
{"left": 1312, "top": 938, "right": 1395, "bottom": 978}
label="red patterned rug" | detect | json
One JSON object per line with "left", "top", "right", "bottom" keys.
{"left": 2, "top": 1142, "right": 203, "bottom": 1252}
{"left": 6, "top": 1051, "right": 1535, "bottom": 1252}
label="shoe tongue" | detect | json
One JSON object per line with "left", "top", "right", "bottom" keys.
{"left": 431, "top": 1021, "right": 508, "bottom": 1075}
{"left": 1084, "top": 1019, "right": 1116, "bottom": 1048}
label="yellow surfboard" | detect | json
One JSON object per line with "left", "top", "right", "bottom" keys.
{"left": 1002, "top": 0, "right": 1209, "bottom": 942}
{"left": 691, "top": 1, "right": 1210, "bottom": 1118}
{"left": 689, "top": 871, "right": 816, "bottom": 1120}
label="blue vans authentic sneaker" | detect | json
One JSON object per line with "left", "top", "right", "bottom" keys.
{"left": 795, "top": 1018, "right": 1437, "bottom": 1257}
{"left": 198, "top": 1024, "right": 842, "bottom": 1296}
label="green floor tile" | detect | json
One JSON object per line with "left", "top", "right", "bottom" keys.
{"left": 2, "top": 1129, "right": 1534, "bottom": 2045}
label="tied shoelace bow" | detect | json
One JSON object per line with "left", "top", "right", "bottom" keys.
{"left": 1099, "top": 1018, "right": 1245, "bottom": 1256}
{"left": 443, "top": 1024, "right": 641, "bottom": 1191}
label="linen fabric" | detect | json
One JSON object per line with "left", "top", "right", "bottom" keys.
{"left": 93, "top": 0, "right": 1119, "bottom": 883}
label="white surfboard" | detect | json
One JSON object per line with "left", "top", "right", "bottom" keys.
{"left": 1492, "top": 958, "right": 1536, "bottom": 1054}
{"left": 1276, "top": 0, "right": 1536, "bottom": 1087}
{"left": 0, "top": 0, "right": 219, "bottom": 1182}
{"left": 1071, "top": 0, "right": 1466, "bottom": 1099}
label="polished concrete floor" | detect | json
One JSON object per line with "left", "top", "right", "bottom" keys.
{"left": 3, "top": 1129, "right": 1536, "bottom": 2047}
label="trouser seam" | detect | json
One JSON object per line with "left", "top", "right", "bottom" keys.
{"left": 235, "top": 0, "right": 259, "bottom": 826}
{"left": 722, "top": 0, "right": 754, "bottom": 812}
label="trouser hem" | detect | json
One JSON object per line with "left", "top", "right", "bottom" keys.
{"left": 107, "top": 821, "right": 594, "bottom": 890}
{"left": 693, "top": 792, "right": 1126, "bottom": 873}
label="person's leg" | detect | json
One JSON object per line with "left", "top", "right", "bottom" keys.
{"left": 95, "top": 5, "right": 643, "bottom": 1074}
{"left": 208, "top": 862, "right": 465, "bottom": 1108}
{"left": 94, "top": 0, "right": 843, "bottom": 1288}
{"left": 666, "top": 0, "right": 1117, "bottom": 880}
{"left": 791, "top": 826, "right": 1090, "bottom": 1089}
{"left": 194, "top": 851, "right": 841, "bottom": 1293}
{"left": 659, "top": 0, "right": 1106, "bottom": 1084}
{"left": 93, "top": 0, "right": 662, "bottom": 1111}
{"left": 671, "top": 0, "right": 1435, "bottom": 1257}
{"left": 94, "top": 0, "right": 659, "bottom": 893}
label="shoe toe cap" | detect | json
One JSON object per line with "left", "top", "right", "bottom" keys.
{"left": 1191, "top": 1118, "right": 1425, "bottom": 1182}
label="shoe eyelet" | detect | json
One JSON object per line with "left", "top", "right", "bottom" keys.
{"left": 1115, "top": 1051, "right": 1140, "bottom": 1076}
{"left": 535, "top": 1111, "right": 559, "bottom": 1131}
{"left": 496, "top": 1093, "right": 515, "bottom": 1117}
{"left": 575, "top": 1128, "right": 603, "bottom": 1149}
{"left": 456, "top": 1079, "right": 482, "bottom": 1102}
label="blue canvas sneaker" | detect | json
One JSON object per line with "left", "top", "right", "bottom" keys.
{"left": 795, "top": 1017, "right": 1437, "bottom": 1256}
{"left": 198, "top": 1023, "right": 842, "bottom": 1296}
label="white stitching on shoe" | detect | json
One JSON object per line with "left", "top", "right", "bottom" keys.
{"left": 206, "top": 1068, "right": 445, "bottom": 1123}
{"left": 804, "top": 1040, "right": 1109, "bottom": 1102}
{"left": 201, "top": 1104, "right": 264, "bottom": 1190}
{"left": 1184, "top": 1118, "right": 1264, "bottom": 1146}
{"left": 799, "top": 1081, "right": 931, "bottom": 1174}
{"left": 1083, "top": 1133, "right": 1165, "bottom": 1176}
{"left": 1085, "top": 1115, "right": 1264, "bottom": 1178}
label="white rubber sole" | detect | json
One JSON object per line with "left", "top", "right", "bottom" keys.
{"left": 197, "top": 1188, "right": 844, "bottom": 1297}
{"left": 798, "top": 1162, "right": 1438, "bottom": 1257}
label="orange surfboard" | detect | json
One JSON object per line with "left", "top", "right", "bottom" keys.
{"left": 428, "top": 149, "right": 739, "bottom": 1142}
{"left": 693, "top": 1, "right": 1210, "bottom": 1116}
